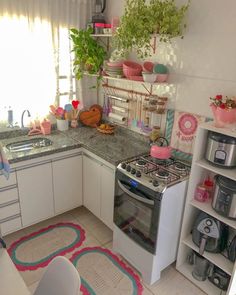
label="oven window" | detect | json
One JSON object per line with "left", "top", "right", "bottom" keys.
{"left": 114, "top": 182, "right": 160, "bottom": 254}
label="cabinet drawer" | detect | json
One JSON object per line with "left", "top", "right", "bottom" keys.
{"left": 0, "top": 202, "right": 20, "bottom": 221}
{"left": 0, "top": 171, "right": 16, "bottom": 189}
{"left": 1, "top": 216, "right": 22, "bottom": 236}
{"left": 0, "top": 187, "right": 18, "bottom": 206}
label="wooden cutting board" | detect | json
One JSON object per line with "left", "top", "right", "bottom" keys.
{"left": 79, "top": 104, "right": 103, "bottom": 127}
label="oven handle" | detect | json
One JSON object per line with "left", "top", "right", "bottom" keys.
{"left": 118, "top": 180, "right": 154, "bottom": 206}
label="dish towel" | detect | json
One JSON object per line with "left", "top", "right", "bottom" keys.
{"left": 0, "top": 144, "right": 10, "bottom": 180}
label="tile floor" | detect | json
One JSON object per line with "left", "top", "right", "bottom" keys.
{"left": 4, "top": 206, "right": 206, "bottom": 295}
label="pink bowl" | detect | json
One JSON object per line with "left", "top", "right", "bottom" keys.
{"left": 107, "top": 61, "right": 124, "bottom": 67}
{"left": 156, "top": 73, "right": 168, "bottom": 82}
{"left": 143, "top": 61, "right": 154, "bottom": 73}
{"left": 123, "top": 61, "right": 142, "bottom": 78}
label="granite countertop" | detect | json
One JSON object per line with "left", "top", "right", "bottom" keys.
{"left": 64, "top": 126, "right": 150, "bottom": 165}
{"left": 1, "top": 131, "right": 81, "bottom": 164}
{"left": 1, "top": 126, "right": 150, "bottom": 166}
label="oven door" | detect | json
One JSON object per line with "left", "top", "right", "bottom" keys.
{"left": 114, "top": 173, "right": 161, "bottom": 254}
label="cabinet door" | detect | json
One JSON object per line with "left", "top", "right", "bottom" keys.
{"left": 17, "top": 162, "right": 54, "bottom": 227}
{"left": 52, "top": 154, "right": 83, "bottom": 214}
{"left": 100, "top": 164, "right": 115, "bottom": 230}
{"left": 83, "top": 155, "right": 101, "bottom": 218}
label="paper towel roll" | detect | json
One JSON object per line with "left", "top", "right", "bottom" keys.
{"left": 108, "top": 113, "right": 126, "bottom": 123}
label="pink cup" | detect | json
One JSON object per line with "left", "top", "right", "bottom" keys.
{"left": 194, "top": 185, "right": 209, "bottom": 202}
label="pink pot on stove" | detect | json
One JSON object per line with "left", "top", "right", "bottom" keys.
{"left": 150, "top": 137, "right": 172, "bottom": 159}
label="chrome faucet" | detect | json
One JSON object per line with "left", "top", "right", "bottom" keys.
{"left": 21, "top": 110, "right": 31, "bottom": 128}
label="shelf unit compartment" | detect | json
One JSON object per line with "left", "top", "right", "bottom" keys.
{"left": 196, "top": 159, "right": 236, "bottom": 182}
{"left": 190, "top": 199, "right": 236, "bottom": 230}
{"left": 178, "top": 263, "right": 226, "bottom": 295}
{"left": 183, "top": 235, "right": 234, "bottom": 275}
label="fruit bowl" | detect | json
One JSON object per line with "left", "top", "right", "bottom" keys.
{"left": 97, "top": 123, "right": 115, "bottom": 134}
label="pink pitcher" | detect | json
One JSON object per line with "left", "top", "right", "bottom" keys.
{"left": 211, "top": 104, "right": 236, "bottom": 127}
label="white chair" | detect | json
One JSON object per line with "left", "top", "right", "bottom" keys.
{"left": 33, "top": 256, "right": 81, "bottom": 295}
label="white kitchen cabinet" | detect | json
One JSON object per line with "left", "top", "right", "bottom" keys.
{"left": 83, "top": 154, "right": 101, "bottom": 219}
{"left": 52, "top": 153, "right": 83, "bottom": 214}
{"left": 17, "top": 162, "right": 54, "bottom": 227}
{"left": 176, "top": 122, "right": 236, "bottom": 295}
{"left": 0, "top": 171, "right": 22, "bottom": 236}
{"left": 83, "top": 152, "right": 115, "bottom": 229}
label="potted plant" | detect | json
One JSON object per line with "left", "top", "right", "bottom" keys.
{"left": 113, "top": 0, "right": 189, "bottom": 58}
{"left": 210, "top": 94, "right": 236, "bottom": 127}
{"left": 70, "top": 27, "right": 106, "bottom": 80}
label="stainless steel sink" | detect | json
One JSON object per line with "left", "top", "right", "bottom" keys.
{"left": 6, "top": 137, "right": 53, "bottom": 152}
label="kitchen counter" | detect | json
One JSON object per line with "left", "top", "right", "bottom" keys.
{"left": 1, "top": 131, "right": 81, "bottom": 164}
{"left": 64, "top": 126, "right": 150, "bottom": 165}
{"left": 1, "top": 126, "right": 150, "bottom": 166}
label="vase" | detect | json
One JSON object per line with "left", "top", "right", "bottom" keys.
{"left": 71, "top": 119, "right": 78, "bottom": 128}
{"left": 211, "top": 104, "right": 236, "bottom": 128}
{"left": 56, "top": 119, "right": 69, "bottom": 131}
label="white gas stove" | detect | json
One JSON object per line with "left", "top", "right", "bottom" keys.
{"left": 113, "top": 154, "right": 190, "bottom": 285}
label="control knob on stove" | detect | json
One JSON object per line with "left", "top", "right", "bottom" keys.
{"left": 136, "top": 171, "right": 141, "bottom": 178}
{"left": 126, "top": 165, "right": 131, "bottom": 172}
{"left": 131, "top": 168, "right": 136, "bottom": 175}
{"left": 152, "top": 180, "right": 159, "bottom": 187}
{"left": 121, "top": 163, "right": 126, "bottom": 169}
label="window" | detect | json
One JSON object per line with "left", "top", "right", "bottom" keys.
{"left": 0, "top": 0, "right": 87, "bottom": 127}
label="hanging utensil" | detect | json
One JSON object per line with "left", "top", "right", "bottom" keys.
{"left": 132, "top": 93, "right": 138, "bottom": 127}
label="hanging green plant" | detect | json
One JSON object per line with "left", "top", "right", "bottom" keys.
{"left": 70, "top": 27, "right": 106, "bottom": 81}
{"left": 113, "top": 0, "right": 190, "bottom": 58}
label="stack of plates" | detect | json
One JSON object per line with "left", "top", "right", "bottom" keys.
{"left": 104, "top": 61, "right": 124, "bottom": 78}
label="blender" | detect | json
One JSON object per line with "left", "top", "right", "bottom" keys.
{"left": 92, "top": 0, "right": 106, "bottom": 24}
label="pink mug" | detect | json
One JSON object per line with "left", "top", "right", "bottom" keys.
{"left": 194, "top": 185, "right": 209, "bottom": 202}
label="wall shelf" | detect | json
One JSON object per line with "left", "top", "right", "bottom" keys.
{"left": 84, "top": 72, "right": 169, "bottom": 86}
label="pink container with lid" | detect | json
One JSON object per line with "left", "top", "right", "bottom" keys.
{"left": 194, "top": 185, "right": 209, "bottom": 202}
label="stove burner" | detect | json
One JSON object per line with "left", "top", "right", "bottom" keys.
{"left": 136, "top": 159, "right": 146, "bottom": 167}
{"left": 174, "top": 162, "right": 186, "bottom": 172}
{"left": 155, "top": 170, "right": 169, "bottom": 179}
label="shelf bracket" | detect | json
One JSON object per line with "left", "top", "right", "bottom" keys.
{"left": 150, "top": 36, "right": 157, "bottom": 54}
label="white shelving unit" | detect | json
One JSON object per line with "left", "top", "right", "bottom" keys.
{"left": 176, "top": 121, "right": 236, "bottom": 295}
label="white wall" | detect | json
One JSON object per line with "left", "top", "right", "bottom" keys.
{"left": 105, "top": 0, "right": 236, "bottom": 118}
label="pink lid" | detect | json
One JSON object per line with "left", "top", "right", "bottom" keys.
{"left": 95, "top": 23, "right": 105, "bottom": 28}
{"left": 104, "top": 24, "right": 112, "bottom": 28}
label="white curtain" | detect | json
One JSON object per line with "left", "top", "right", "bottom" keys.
{"left": 0, "top": 0, "right": 92, "bottom": 126}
